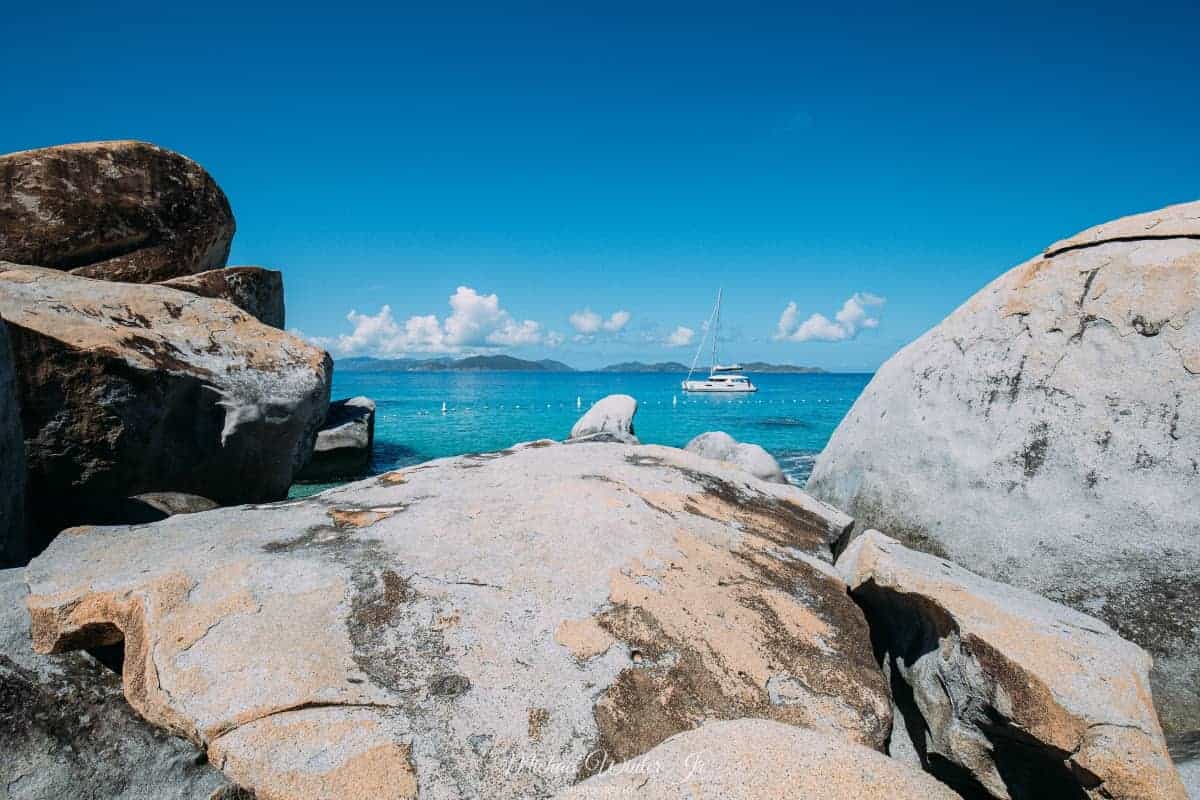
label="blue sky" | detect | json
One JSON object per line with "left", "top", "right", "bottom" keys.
{"left": 5, "top": 2, "right": 1198, "bottom": 370}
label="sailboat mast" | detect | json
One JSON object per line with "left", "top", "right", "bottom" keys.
{"left": 710, "top": 287, "right": 722, "bottom": 370}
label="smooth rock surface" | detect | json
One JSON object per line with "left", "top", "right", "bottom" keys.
{"left": 0, "top": 264, "right": 330, "bottom": 553}
{"left": 839, "top": 530, "right": 1185, "bottom": 800}
{"left": 685, "top": 431, "right": 789, "bottom": 484}
{"left": 26, "top": 441, "right": 889, "bottom": 799}
{"left": 807, "top": 200, "right": 1200, "bottom": 736}
{"left": 556, "top": 718, "right": 962, "bottom": 799}
{"left": 0, "top": 318, "right": 25, "bottom": 567}
{"left": 1180, "top": 758, "right": 1200, "bottom": 800}
{"left": 296, "top": 396, "right": 376, "bottom": 482}
{"left": 160, "top": 267, "right": 285, "bottom": 329}
{"left": 568, "top": 394, "right": 639, "bottom": 443}
{"left": 0, "top": 569, "right": 240, "bottom": 799}
{"left": 0, "top": 141, "right": 235, "bottom": 283}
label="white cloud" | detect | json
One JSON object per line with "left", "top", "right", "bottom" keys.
{"left": 665, "top": 325, "right": 695, "bottom": 347}
{"left": 544, "top": 331, "right": 565, "bottom": 347}
{"left": 569, "top": 308, "right": 631, "bottom": 335}
{"left": 329, "top": 287, "right": 543, "bottom": 355}
{"left": 603, "top": 310, "right": 631, "bottom": 332}
{"left": 774, "top": 293, "right": 885, "bottom": 343}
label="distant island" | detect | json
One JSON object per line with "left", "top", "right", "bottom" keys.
{"left": 337, "top": 355, "right": 574, "bottom": 372}
{"left": 599, "top": 361, "right": 827, "bottom": 374}
{"left": 338, "top": 356, "right": 826, "bottom": 373}
{"left": 598, "top": 361, "right": 689, "bottom": 373}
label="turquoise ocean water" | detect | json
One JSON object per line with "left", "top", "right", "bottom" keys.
{"left": 296, "top": 371, "right": 871, "bottom": 494}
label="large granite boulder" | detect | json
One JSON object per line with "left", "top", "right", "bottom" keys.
{"left": 26, "top": 441, "right": 889, "bottom": 798}
{"left": 685, "top": 431, "right": 788, "bottom": 484}
{"left": 557, "top": 719, "right": 962, "bottom": 799}
{"left": 840, "top": 530, "right": 1185, "bottom": 800}
{"left": 0, "top": 141, "right": 234, "bottom": 283}
{"left": 0, "top": 318, "right": 25, "bottom": 567}
{"left": 807, "top": 200, "right": 1200, "bottom": 736}
{"left": 0, "top": 569, "right": 241, "bottom": 799}
{"left": 296, "top": 396, "right": 376, "bottom": 481}
{"left": 0, "top": 264, "right": 331, "bottom": 553}
{"left": 568, "top": 394, "right": 639, "bottom": 443}
{"left": 160, "top": 267, "right": 285, "bottom": 329}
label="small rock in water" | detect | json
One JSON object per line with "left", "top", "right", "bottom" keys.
{"left": 685, "top": 430, "right": 788, "bottom": 484}
{"left": 296, "top": 396, "right": 376, "bottom": 482}
{"left": 567, "top": 394, "right": 639, "bottom": 443}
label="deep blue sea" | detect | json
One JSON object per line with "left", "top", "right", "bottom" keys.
{"left": 294, "top": 371, "right": 871, "bottom": 494}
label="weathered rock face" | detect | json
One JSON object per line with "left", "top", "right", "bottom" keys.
{"left": 840, "top": 530, "right": 1185, "bottom": 800}
{"left": 0, "top": 569, "right": 241, "bottom": 799}
{"left": 0, "top": 141, "right": 235, "bottom": 283}
{"left": 0, "top": 264, "right": 331, "bottom": 552}
{"left": 569, "top": 394, "right": 639, "bottom": 443}
{"left": 26, "top": 441, "right": 889, "bottom": 799}
{"left": 807, "top": 200, "right": 1200, "bottom": 736}
{"left": 557, "top": 719, "right": 962, "bottom": 800}
{"left": 685, "top": 431, "right": 788, "bottom": 484}
{"left": 0, "top": 318, "right": 25, "bottom": 567}
{"left": 296, "top": 396, "right": 376, "bottom": 482}
{"left": 160, "top": 267, "right": 285, "bottom": 329}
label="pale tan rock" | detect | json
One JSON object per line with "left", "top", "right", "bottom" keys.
{"left": 839, "top": 530, "right": 1186, "bottom": 800}
{"left": 0, "top": 264, "right": 330, "bottom": 550}
{"left": 1045, "top": 199, "right": 1200, "bottom": 256}
{"left": 807, "top": 200, "right": 1200, "bottom": 736}
{"left": 556, "top": 718, "right": 962, "bottom": 799}
{"left": 26, "top": 441, "right": 889, "bottom": 798}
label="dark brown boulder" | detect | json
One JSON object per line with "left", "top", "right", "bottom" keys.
{"left": 160, "top": 266, "right": 284, "bottom": 328}
{"left": 0, "top": 263, "right": 330, "bottom": 555}
{"left": 0, "top": 317, "right": 25, "bottom": 567}
{"left": 0, "top": 140, "right": 234, "bottom": 283}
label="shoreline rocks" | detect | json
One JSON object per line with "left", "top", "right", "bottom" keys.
{"left": 160, "top": 266, "right": 285, "bottom": 329}
{"left": 839, "top": 530, "right": 1186, "bottom": 800}
{"left": 296, "top": 396, "right": 376, "bottom": 482}
{"left": 685, "top": 430, "right": 788, "bottom": 484}
{"left": 0, "top": 141, "right": 235, "bottom": 283}
{"left": 0, "top": 263, "right": 331, "bottom": 554}
{"left": 26, "top": 441, "right": 889, "bottom": 798}
{"left": 807, "top": 199, "right": 1200, "bottom": 737}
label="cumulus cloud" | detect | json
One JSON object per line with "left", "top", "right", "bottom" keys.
{"left": 774, "top": 293, "right": 885, "bottom": 343}
{"left": 329, "top": 287, "right": 543, "bottom": 355}
{"left": 665, "top": 325, "right": 695, "bottom": 347}
{"left": 569, "top": 308, "right": 631, "bottom": 335}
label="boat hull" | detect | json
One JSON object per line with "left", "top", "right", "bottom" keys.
{"left": 681, "top": 380, "right": 757, "bottom": 393}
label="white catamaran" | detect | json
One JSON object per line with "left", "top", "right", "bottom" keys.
{"left": 681, "top": 289, "right": 758, "bottom": 393}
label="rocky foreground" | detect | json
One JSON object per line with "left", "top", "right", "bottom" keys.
{"left": 0, "top": 142, "right": 1195, "bottom": 798}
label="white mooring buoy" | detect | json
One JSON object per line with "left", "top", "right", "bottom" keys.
{"left": 576, "top": 396, "right": 582, "bottom": 409}
{"left": 441, "top": 401, "right": 447, "bottom": 414}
